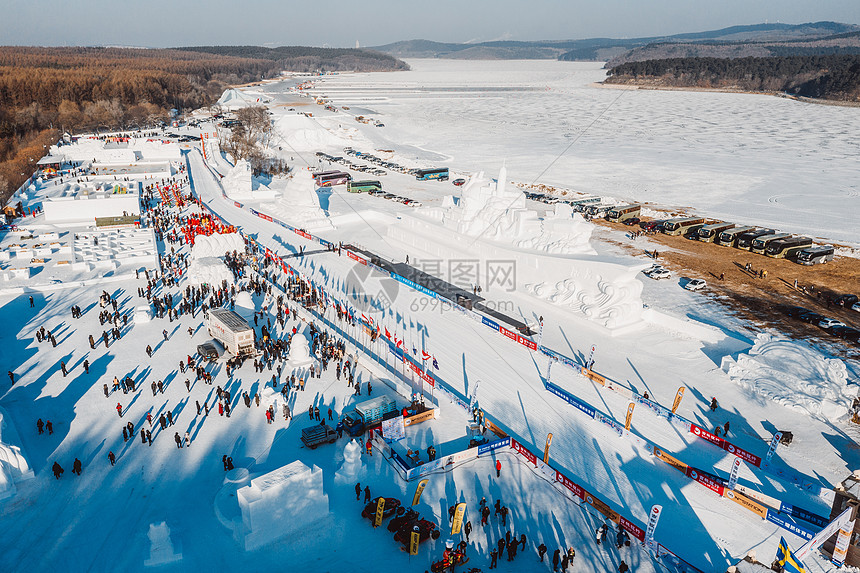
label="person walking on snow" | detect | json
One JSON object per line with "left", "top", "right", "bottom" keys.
{"left": 174, "top": 432, "right": 182, "bottom": 448}
{"left": 52, "top": 461, "right": 64, "bottom": 479}
{"left": 364, "top": 485, "right": 371, "bottom": 503}
{"left": 355, "top": 482, "right": 361, "bottom": 501}
{"left": 710, "top": 397, "right": 719, "bottom": 411}
{"left": 116, "top": 403, "right": 123, "bottom": 417}
{"left": 37, "top": 418, "right": 44, "bottom": 434}
{"left": 72, "top": 458, "right": 82, "bottom": 476}
{"left": 108, "top": 451, "right": 116, "bottom": 466}
{"left": 538, "top": 543, "right": 547, "bottom": 562}
{"left": 552, "top": 549, "right": 560, "bottom": 572}
{"left": 496, "top": 459, "right": 502, "bottom": 477}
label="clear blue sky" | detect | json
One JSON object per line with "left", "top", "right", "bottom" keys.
{"left": 2, "top": 0, "right": 859, "bottom": 48}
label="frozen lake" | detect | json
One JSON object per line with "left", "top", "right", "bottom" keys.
{"left": 308, "top": 59, "right": 860, "bottom": 245}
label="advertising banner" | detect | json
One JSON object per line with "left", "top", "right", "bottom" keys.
{"left": 381, "top": 416, "right": 405, "bottom": 441}
{"left": 451, "top": 502, "right": 467, "bottom": 535}
{"left": 671, "top": 387, "right": 685, "bottom": 414}
{"left": 478, "top": 437, "right": 510, "bottom": 455}
{"left": 584, "top": 490, "right": 618, "bottom": 522}
{"left": 511, "top": 438, "right": 537, "bottom": 466}
{"left": 546, "top": 381, "right": 596, "bottom": 418}
{"left": 766, "top": 510, "right": 815, "bottom": 542}
{"left": 410, "top": 529, "right": 420, "bottom": 555}
{"left": 727, "top": 458, "right": 742, "bottom": 491}
{"left": 723, "top": 489, "right": 768, "bottom": 519}
{"left": 374, "top": 497, "right": 386, "bottom": 528}
{"left": 555, "top": 470, "right": 585, "bottom": 499}
{"left": 766, "top": 432, "right": 783, "bottom": 463}
{"left": 831, "top": 521, "right": 854, "bottom": 566}
{"left": 690, "top": 424, "right": 724, "bottom": 448}
{"left": 685, "top": 467, "right": 725, "bottom": 496}
{"left": 482, "top": 316, "right": 500, "bottom": 331}
{"left": 412, "top": 479, "right": 429, "bottom": 506}
{"left": 796, "top": 506, "right": 853, "bottom": 559}
{"left": 624, "top": 402, "right": 635, "bottom": 431}
{"left": 346, "top": 250, "right": 367, "bottom": 265}
{"left": 404, "top": 409, "right": 436, "bottom": 427}
{"left": 645, "top": 505, "right": 662, "bottom": 543}
{"left": 543, "top": 433, "right": 553, "bottom": 464}
{"left": 620, "top": 516, "right": 646, "bottom": 541}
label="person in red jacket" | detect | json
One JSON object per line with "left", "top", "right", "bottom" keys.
{"left": 496, "top": 459, "right": 502, "bottom": 478}
{"left": 365, "top": 438, "right": 372, "bottom": 456}
{"left": 116, "top": 403, "right": 123, "bottom": 417}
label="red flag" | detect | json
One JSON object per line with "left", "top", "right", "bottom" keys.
{"left": 385, "top": 327, "right": 391, "bottom": 340}
{"left": 421, "top": 350, "right": 431, "bottom": 361}
{"left": 396, "top": 337, "right": 403, "bottom": 349}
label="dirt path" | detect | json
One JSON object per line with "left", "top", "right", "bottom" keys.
{"left": 594, "top": 219, "right": 860, "bottom": 357}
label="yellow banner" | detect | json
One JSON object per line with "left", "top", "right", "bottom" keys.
{"left": 412, "top": 479, "right": 429, "bottom": 506}
{"left": 653, "top": 447, "right": 688, "bottom": 474}
{"left": 671, "top": 387, "right": 685, "bottom": 414}
{"left": 374, "top": 497, "right": 386, "bottom": 528}
{"left": 409, "top": 529, "right": 420, "bottom": 555}
{"left": 722, "top": 489, "right": 768, "bottom": 519}
{"left": 582, "top": 368, "right": 606, "bottom": 386}
{"left": 624, "top": 403, "right": 635, "bottom": 431}
{"left": 451, "top": 502, "right": 467, "bottom": 535}
{"left": 543, "top": 433, "right": 553, "bottom": 464}
{"left": 404, "top": 409, "right": 436, "bottom": 427}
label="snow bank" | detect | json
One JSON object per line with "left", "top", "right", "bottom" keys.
{"left": 721, "top": 333, "right": 854, "bottom": 422}
{"left": 234, "top": 291, "right": 255, "bottom": 322}
{"left": 216, "top": 88, "right": 257, "bottom": 110}
{"left": 275, "top": 114, "right": 354, "bottom": 151}
{"left": 133, "top": 306, "right": 152, "bottom": 324}
{"left": 191, "top": 233, "right": 245, "bottom": 260}
{"left": 0, "top": 406, "right": 35, "bottom": 501}
{"left": 236, "top": 460, "right": 329, "bottom": 550}
{"left": 187, "top": 257, "right": 234, "bottom": 287}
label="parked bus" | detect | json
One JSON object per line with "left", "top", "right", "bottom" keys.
{"left": 564, "top": 196, "right": 601, "bottom": 209}
{"left": 607, "top": 204, "right": 641, "bottom": 223}
{"left": 312, "top": 169, "right": 339, "bottom": 178}
{"left": 586, "top": 204, "right": 614, "bottom": 217}
{"left": 795, "top": 245, "right": 835, "bottom": 265}
{"left": 751, "top": 233, "right": 791, "bottom": 254}
{"left": 415, "top": 167, "right": 449, "bottom": 181}
{"left": 736, "top": 229, "right": 775, "bottom": 250}
{"left": 347, "top": 180, "right": 382, "bottom": 193}
{"left": 717, "top": 226, "right": 755, "bottom": 247}
{"left": 662, "top": 217, "right": 706, "bottom": 236}
{"left": 765, "top": 236, "right": 814, "bottom": 259}
{"left": 315, "top": 171, "right": 351, "bottom": 187}
{"left": 697, "top": 222, "right": 735, "bottom": 243}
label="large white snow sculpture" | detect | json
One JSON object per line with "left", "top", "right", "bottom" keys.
{"left": 143, "top": 522, "right": 182, "bottom": 566}
{"left": 236, "top": 460, "right": 329, "bottom": 550}
{"left": 234, "top": 291, "right": 255, "bottom": 322}
{"left": 256, "top": 170, "right": 333, "bottom": 231}
{"left": 287, "top": 332, "right": 314, "bottom": 366}
{"left": 720, "top": 333, "right": 853, "bottom": 423}
{"left": 191, "top": 232, "right": 245, "bottom": 260}
{"left": 0, "top": 406, "right": 34, "bottom": 501}
{"left": 334, "top": 439, "right": 366, "bottom": 485}
{"left": 187, "top": 257, "right": 234, "bottom": 287}
{"left": 221, "top": 159, "right": 277, "bottom": 201}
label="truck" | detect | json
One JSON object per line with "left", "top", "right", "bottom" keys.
{"left": 206, "top": 308, "right": 255, "bottom": 357}
{"left": 342, "top": 396, "right": 398, "bottom": 437}
{"left": 301, "top": 424, "right": 338, "bottom": 449}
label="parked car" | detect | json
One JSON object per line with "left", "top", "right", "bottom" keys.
{"left": 452, "top": 178, "right": 466, "bottom": 186}
{"left": 798, "top": 311, "right": 826, "bottom": 324}
{"left": 623, "top": 217, "right": 641, "bottom": 226}
{"left": 685, "top": 279, "right": 707, "bottom": 291}
{"left": 835, "top": 294, "right": 859, "bottom": 308}
{"left": 781, "top": 306, "right": 811, "bottom": 318}
{"left": 818, "top": 318, "right": 846, "bottom": 330}
{"left": 197, "top": 341, "right": 219, "bottom": 360}
{"left": 649, "top": 269, "right": 672, "bottom": 280}
{"left": 852, "top": 302, "right": 860, "bottom": 313}
{"left": 643, "top": 264, "right": 665, "bottom": 276}
{"left": 830, "top": 325, "right": 860, "bottom": 340}
{"left": 640, "top": 220, "right": 664, "bottom": 231}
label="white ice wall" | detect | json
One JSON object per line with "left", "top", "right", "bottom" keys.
{"left": 43, "top": 195, "right": 140, "bottom": 223}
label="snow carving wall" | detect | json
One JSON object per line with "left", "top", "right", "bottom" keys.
{"left": 257, "top": 171, "right": 333, "bottom": 231}
{"left": 221, "top": 159, "right": 277, "bottom": 201}
{"left": 187, "top": 257, "right": 234, "bottom": 287}
{"left": 236, "top": 461, "right": 329, "bottom": 550}
{"left": 191, "top": 232, "right": 245, "bottom": 260}
{"left": 0, "top": 406, "right": 35, "bottom": 501}
{"left": 720, "top": 333, "right": 853, "bottom": 422}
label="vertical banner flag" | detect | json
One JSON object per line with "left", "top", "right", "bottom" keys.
{"left": 727, "top": 458, "right": 742, "bottom": 491}
{"left": 374, "top": 497, "right": 386, "bottom": 528}
{"left": 538, "top": 317, "right": 544, "bottom": 348}
{"left": 766, "top": 432, "right": 783, "bottom": 463}
{"left": 409, "top": 527, "right": 420, "bottom": 555}
{"left": 832, "top": 520, "right": 855, "bottom": 566}
{"left": 587, "top": 345, "right": 596, "bottom": 370}
{"left": 671, "top": 387, "right": 686, "bottom": 414}
{"left": 546, "top": 357, "right": 553, "bottom": 384}
{"left": 624, "top": 402, "right": 635, "bottom": 431}
{"left": 645, "top": 505, "right": 662, "bottom": 545}
{"left": 469, "top": 380, "right": 481, "bottom": 411}
{"left": 412, "top": 479, "right": 429, "bottom": 506}
{"left": 776, "top": 537, "right": 807, "bottom": 573}
{"left": 543, "top": 433, "right": 553, "bottom": 464}
{"left": 451, "top": 502, "right": 467, "bottom": 535}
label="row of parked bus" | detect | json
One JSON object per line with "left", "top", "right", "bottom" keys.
{"left": 604, "top": 204, "right": 834, "bottom": 265}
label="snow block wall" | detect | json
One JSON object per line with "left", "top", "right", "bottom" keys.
{"left": 236, "top": 461, "right": 329, "bottom": 551}
{"left": 721, "top": 333, "right": 853, "bottom": 423}
{"left": 191, "top": 233, "right": 245, "bottom": 260}
{"left": 186, "top": 257, "right": 234, "bottom": 287}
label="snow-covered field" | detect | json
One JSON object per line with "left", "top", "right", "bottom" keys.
{"left": 301, "top": 59, "right": 860, "bottom": 246}
{"left": 2, "top": 59, "right": 860, "bottom": 573}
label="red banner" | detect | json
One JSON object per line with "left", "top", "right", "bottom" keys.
{"left": 500, "top": 327, "right": 517, "bottom": 341}
{"left": 511, "top": 439, "right": 537, "bottom": 465}
{"left": 257, "top": 213, "right": 273, "bottom": 222}
{"left": 420, "top": 370, "right": 435, "bottom": 387}
{"left": 686, "top": 467, "right": 725, "bottom": 496}
{"left": 517, "top": 335, "right": 537, "bottom": 350}
{"left": 295, "top": 229, "right": 312, "bottom": 240}
{"left": 555, "top": 471, "right": 585, "bottom": 499}
{"left": 619, "top": 516, "right": 646, "bottom": 541}
{"left": 347, "top": 251, "right": 367, "bottom": 265}
{"left": 690, "top": 424, "right": 725, "bottom": 448}
{"left": 722, "top": 442, "right": 762, "bottom": 467}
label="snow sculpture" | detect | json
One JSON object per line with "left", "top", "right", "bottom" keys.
{"left": 287, "top": 332, "right": 313, "bottom": 366}
{"left": 144, "top": 522, "right": 182, "bottom": 566}
{"left": 187, "top": 257, "right": 234, "bottom": 287}
{"left": 191, "top": 232, "right": 245, "bottom": 260}
{"left": 0, "top": 407, "right": 34, "bottom": 501}
{"left": 334, "top": 439, "right": 366, "bottom": 484}
{"left": 255, "top": 171, "right": 333, "bottom": 231}
{"left": 236, "top": 460, "right": 329, "bottom": 550}
{"left": 720, "top": 333, "right": 853, "bottom": 422}
{"left": 133, "top": 306, "right": 152, "bottom": 324}
{"left": 438, "top": 167, "right": 595, "bottom": 256}
{"left": 234, "top": 291, "right": 255, "bottom": 322}
{"left": 221, "top": 160, "right": 254, "bottom": 200}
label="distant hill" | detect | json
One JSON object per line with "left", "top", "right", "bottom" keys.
{"left": 178, "top": 46, "right": 409, "bottom": 72}
{"left": 371, "top": 22, "right": 860, "bottom": 61}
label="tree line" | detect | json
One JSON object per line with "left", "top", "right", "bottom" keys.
{"left": 605, "top": 54, "right": 860, "bottom": 101}
{"left": 0, "top": 45, "right": 407, "bottom": 204}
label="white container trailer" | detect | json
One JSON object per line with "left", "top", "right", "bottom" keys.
{"left": 206, "top": 308, "right": 255, "bottom": 356}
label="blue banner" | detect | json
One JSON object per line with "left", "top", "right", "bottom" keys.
{"left": 545, "top": 381, "right": 596, "bottom": 418}
{"left": 766, "top": 510, "right": 815, "bottom": 541}
{"left": 478, "top": 437, "right": 511, "bottom": 455}
{"left": 482, "top": 316, "right": 500, "bottom": 331}
{"left": 779, "top": 503, "right": 829, "bottom": 528}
